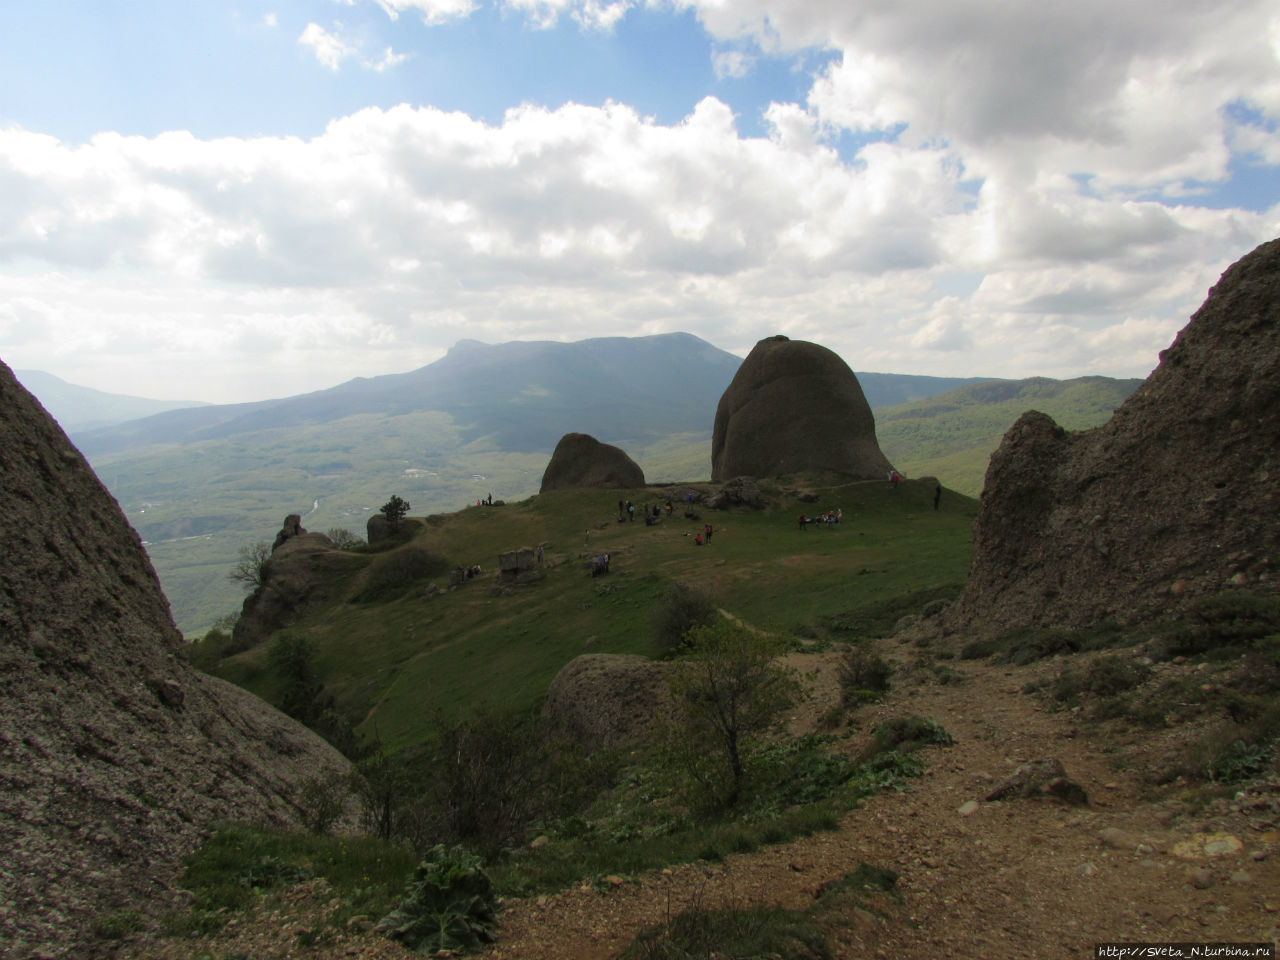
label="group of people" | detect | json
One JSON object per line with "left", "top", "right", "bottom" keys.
{"left": 618, "top": 499, "right": 672, "bottom": 525}
{"left": 798, "top": 508, "right": 842, "bottom": 530}
{"left": 693, "top": 522, "right": 713, "bottom": 546}
{"left": 591, "top": 553, "right": 611, "bottom": 577}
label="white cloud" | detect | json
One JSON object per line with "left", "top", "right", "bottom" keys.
{"left": 372, "top": 0, "right": 479, "bottom": 25}
{"left": 298, "top": 22, "right": 358, "bottom": 71}
{"left": 712, "top": 48, "right": 753, "bottom": 79}
{"left": 4, "top": 0, "right": 1280, "bottom": 402}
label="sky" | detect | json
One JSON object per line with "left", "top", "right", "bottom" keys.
{"left": 1, "top": 0, "right": 1278, "bottom": 403}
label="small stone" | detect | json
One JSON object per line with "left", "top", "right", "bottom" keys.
{"left": 922, "top": 858, "right": 944, "bottom": 869}
{"left": 604, "top": 875, "right": 625, "bottom": 888}
{"left": 1249, "top": 849, "right": 1268, "bottom": 862}
{"left": 1077, "top": 862, "right": 1097, "bottom": 877}
{"left": 529, "top": 835, "right": 551, "bottom": 849}
{"left": 1098, "top": 827, "right": 1138, "bottom": 850}
{"left": 958, "top": 800, "right": 980, "bottom": 817}
{"left": 1229, "top": 870, "right": 1252, "bottom": 885}
{"left": 1136, "top": 843, "right": 1155, "bottom": 856}
{"left": 1188, "top": 868, "right": 1214, "bottom": 889}
{"left": 1203, "top": 836, "right": 1242, "bottom": 857}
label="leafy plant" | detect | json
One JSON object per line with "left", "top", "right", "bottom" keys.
{"left": 376, "top": 845, "right": 496, "bottom": 955}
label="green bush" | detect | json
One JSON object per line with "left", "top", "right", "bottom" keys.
{"left": 376, "top": 845, "right": 496, "bottom": 955}
{"left": 836, "top": 644, "right": 892, "bottom": 706}
{"left": 624, "top": 900, "right": 830, "bottom": 960}
{"left": 861, "top": 716, "right": 953, "bottom": 760}
{"left": 354, "top": 546, "right": 449, "bottom": 602}
{"left": 654, "top": 582, "right": 718, "bottom": 657}
{"left": 1052, "top": 655, "right": 1152, "bottom": 704}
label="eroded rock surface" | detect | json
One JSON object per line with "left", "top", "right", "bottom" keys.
{"left": 945, "top": 238, "right": 1280, "bottom": 637}
{"left": 540, "top": 433, "right": 645, "bottom": 492}
{"left": 711, "top": 336, "right": 893, "bottom": 481}
{"left": 0, "top": 360, "right": 348, "bottom": 959}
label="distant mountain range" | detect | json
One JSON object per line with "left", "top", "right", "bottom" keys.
{"left": 16, "top": 333, "right": 1140, "bottom": 634}
{"left": 65, "top": 334, "right": 991, "bottom": 456}
{"left": 13, "top": 369, "right": 208, "bottom": 433}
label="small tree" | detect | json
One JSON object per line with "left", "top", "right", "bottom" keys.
{"left": 663, "top": 621, "right": 802, "bottom": 809}
{"left": 228, "top": 540, "right": 271, "bottom": 591}
{"left": 381, "top": 495, "right": 410, "bottom": 529}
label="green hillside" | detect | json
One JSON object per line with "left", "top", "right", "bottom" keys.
{"left": 201, "top": 477, "right": 977, "bottom": 753}
{"left": 878, "top": 375, "right": 1142, "bottom": 496}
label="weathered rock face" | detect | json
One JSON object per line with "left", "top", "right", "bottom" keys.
{"left": 944, "top": 238, "right": 1280, "bottom": 637}
{"left": 711, "top": 336, "right": 893, "bottom": 481}
{"left": 541, "top": 654, "right": 671, "bottom": 753}
{"left": 0, "top": 360, "right": 349, "bottom": 959}
{"left": 233, "top": 520, "right": 360, "bottom": 648}
{"left": 540, "top": 432, "right": 645, "bottom": 492}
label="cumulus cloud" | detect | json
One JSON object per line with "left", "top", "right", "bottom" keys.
{"left": 371, "top": 0, "right": 479, "bottom": 25}
{"left": 3, "top": 0, "right": 1279, "bottom": 401}
{"left": 298, "top": 21, "right": 410, "bottom": 71}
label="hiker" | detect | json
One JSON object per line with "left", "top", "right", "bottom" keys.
{"left": 627, "top": 500, "right": 635, "bottom": 521}
{"left": 934, "top": 483, "right": 942, "bottom": 511}
{"left": 704, "top": 522, "right": 713, "bottom": 542}
{"left": 618, "top": 500, "right": 624, "bottom": 521}
{"left": 798, "top": 513, "right": 808, "bottom": 531}
{"left": 694, "top": 533, "right": 703, "bottom": 546}
{"left": 890, "top": 470, "right": 902, "bottom": 489}
{"left": 536, "top": 544, "right": 545, "bottom": 564}
{"left": 665, "top": 499, "right": 673, "bottom": 516}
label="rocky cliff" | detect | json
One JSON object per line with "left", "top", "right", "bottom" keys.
{"left": 711, "top": 336, "right": 893, "bottom": 481}
{"left": 943, "top": 238, "right": 1280, "bottom": 637}
{"left": 0, "top": 360, "right": 349, "bottom": 958}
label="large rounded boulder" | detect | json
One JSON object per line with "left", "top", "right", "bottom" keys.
{"left": 540, "top": 432, "right": 645, "bottom": 492}
{"left": 711, "top": 336, "right": 893, "bottom": 481}
{"left": 541, "top": 654, "right": 671, "bottom": 753}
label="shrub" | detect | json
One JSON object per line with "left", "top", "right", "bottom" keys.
{"left": 654, "top": 582, "right": 718, "bottom": 657}
{"left": 836, "top": 644, "right": 892, "bottom": 706}
{"left": 376, "top": 845, "right": 496, "bottom": 955}
{"left": 624, "top": 898, "right": 830, "bottom": 960}
{"left": 861, "top": 716, "right": 952, "bottom": 761}
{"left": 354, "top": 546, "right": 449, "bottom": 602}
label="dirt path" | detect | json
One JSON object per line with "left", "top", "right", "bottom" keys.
{"left": 480, "top": 645, "right": 1280, "bottom": 959}
{"left": 119, "top": 643, "right": 1280, "bottom": 959}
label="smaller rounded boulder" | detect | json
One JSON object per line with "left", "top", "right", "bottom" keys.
{"left": 540, "top": 433, "right": 645, "bottom": 492}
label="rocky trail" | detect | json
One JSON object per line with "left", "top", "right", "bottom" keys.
{"left": 123, "top": 643, "right": 1280, "bottom": 960}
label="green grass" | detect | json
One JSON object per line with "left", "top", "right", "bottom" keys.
{"left": 206, "top": 476, "right": 975, "bottom": 752}
{"left": 175, "top": 823, "right": 419, "bottom": 936}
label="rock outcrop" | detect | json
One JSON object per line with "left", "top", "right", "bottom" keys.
{"left": 233, "top": 519, "right": 361, "bottom": 648}
{"left": 711, "top": 336, "right": 893, "bottom": 481}
{"left": 0, "top": 360, "right": 349, "bottom": 959}
{"left": 541, "top": 654, "right": 671, "bottom": 753}
{"left": 540, "top": 432, "right": 645, "bottom": 492}
{"left": 944, "top": 238, "right": 1280, "bottom": 637}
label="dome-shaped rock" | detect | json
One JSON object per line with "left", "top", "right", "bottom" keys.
{"left": 711, "top": 336, "right": 893, "bottom": 481}
{"left": 540, "top": 432, "right": 645, "bottom": 492}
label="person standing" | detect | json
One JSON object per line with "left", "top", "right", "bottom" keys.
{"left": 933, "top": 483, "right": 942, "bottom": 511}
